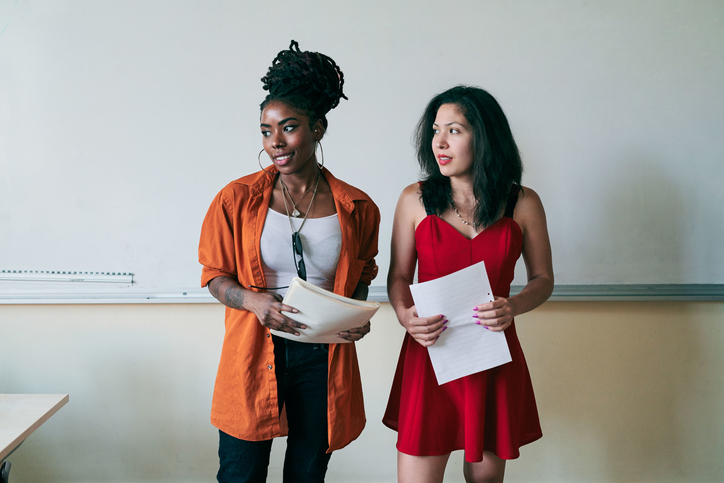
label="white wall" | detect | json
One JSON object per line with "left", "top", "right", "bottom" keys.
{"left": 3, "top": 301, "right": 724, "bottom": 482}
{"left": 1, "top": 0, "right": 724, "bottom": 290}
{"left": 2, "top": 2, "right": 724, "bottom": 481}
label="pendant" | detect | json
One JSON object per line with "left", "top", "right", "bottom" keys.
{"left": 292, "top": 209, "right": 301, "bottom": 217}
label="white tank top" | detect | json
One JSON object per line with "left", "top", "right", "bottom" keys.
{"left": 260, "top": 208, "right": 341, "bottom": 296}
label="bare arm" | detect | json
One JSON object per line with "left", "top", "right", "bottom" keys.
{"left": 513, "top": 187, "right": 554, "bottom": 311}
{"left": 208, "top": 275, "right": 249, "bottom": 310}
{"left": 207, "top": 275, "right": 306, "bottom": 336}
{"left": 474, "top": 187, "right": 554, "bottom": 331}
{"left": 388, "top": 184, "right": 447, "bottom": 347}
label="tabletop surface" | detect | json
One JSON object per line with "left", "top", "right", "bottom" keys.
{"left": 0, "top": 394, "right": 69, "bottom": 461}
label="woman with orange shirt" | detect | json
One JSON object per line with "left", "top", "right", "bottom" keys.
{"left": 199, "top": 41, "right": 380, "bottom": 483}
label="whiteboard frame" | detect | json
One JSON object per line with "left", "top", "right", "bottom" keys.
{"left": 1, "top": 285, "right": 723, "bottom": 304}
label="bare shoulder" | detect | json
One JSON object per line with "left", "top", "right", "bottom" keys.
{"left": 395, "top": 182, "right": 427, "bottom": 228}
{"left": 514, "top": 186, "right": 548, "bottom": 227}
{"left": 396, "top": 183, "right": 424, "bottom": 211}
{"left": 399, "top": 182, "right": 422, "bottom": 199}
{"left": 517, "top": 186, "right": 544, "bottom": 209}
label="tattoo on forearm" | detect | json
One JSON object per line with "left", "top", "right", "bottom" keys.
{"left": 224, "top": 284, "right": 245, "bottom": 309}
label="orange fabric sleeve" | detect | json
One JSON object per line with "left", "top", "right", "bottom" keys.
{"left": 199, "top": 189, "right": 239, "bottom": 287}
{"left": 358, "top": 201, "right": 381, "bottom": 286}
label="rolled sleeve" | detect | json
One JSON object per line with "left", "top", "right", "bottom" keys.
{"left": 199, "top": 190, "right": 239, "bottom": 287}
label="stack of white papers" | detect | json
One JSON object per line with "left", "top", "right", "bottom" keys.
{"left": 409, "top": 261, "right": 512, "bottom": 385}
{"left": 273, "top": 277, "right": 381, "bottom": 344}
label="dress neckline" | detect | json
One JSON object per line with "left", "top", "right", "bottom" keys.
{"left": 418, "top": 214, "right": 520, "bottom": 242}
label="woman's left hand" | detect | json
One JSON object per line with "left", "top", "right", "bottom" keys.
{"left": 473, "top": 296, "right": 516, "bottom": 332}
{"left": 338, "top": 321, "right": 371, "bottom": 342}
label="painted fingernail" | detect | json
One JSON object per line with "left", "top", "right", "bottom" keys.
{"left": 472, "top": 314, "right": 479, "bottom": 318}
{"left": 442, "top": 327, "right": 447, "bottom": 332}
{"left": 442, "top": 319, "right": 449, "bottom": 325}
{"left": 473, "top": 306, "right": 479, "bottom": 310}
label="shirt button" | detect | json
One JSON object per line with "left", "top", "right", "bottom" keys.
{"left": 266, "top": 333, "right": 270, "bottom": 338}
{"left": 268, "top": 365, "right": 273, "bottom": 370}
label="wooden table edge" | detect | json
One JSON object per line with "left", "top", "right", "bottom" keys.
{"left": 0, "top": 394, "right": 69, "bottom": 462}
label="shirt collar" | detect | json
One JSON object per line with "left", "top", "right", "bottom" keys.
{"left": 245, "top": 166, "right": 361, "bottom": 211}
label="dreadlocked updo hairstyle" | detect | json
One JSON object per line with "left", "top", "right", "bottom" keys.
{"left": 260, "top": 40, "right": 347, "bottom": 130}
{"left": 416, "top": 85, "right": 523, "bottom": 229}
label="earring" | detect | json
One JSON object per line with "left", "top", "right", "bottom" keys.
{"left": 258, "top": 149, "right": 273, "bottom": 174}
{"left": 316, "top": 141, "right": 324, "bottom": 169}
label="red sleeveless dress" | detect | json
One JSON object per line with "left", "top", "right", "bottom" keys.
{"left": 382, "top": 188, "right": 542, "bottom": 462}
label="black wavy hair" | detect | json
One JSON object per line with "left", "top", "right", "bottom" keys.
{"left": 416, "top": 85, "right": 523, "bottom": 229}
{"left": 260, "top": 40, "right": 347, "bottom": 130}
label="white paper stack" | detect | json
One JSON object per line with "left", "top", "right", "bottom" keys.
{"left": 272, "top": 277, "right": 381, "bottom": 344}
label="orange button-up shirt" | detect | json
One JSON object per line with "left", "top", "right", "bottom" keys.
{"left": 198, "top": 166, "right": 380, "bottom": 452}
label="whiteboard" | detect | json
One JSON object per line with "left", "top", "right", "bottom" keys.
{"left": 1, "top": 0, "right": 723, "bottom": 298}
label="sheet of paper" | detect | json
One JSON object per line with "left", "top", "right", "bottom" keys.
{"left": 409, "top": 260, "right": 512, "bottom": 385}
{"left": 273, "top": 278, "right": 381, "bottom": 344}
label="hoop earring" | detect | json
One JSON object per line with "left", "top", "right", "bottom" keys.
{"left": 258, "top": 149, "right": 273, "bottom": 174}
{"left": 316, "top": 141, "right": 324, "bottom": 169}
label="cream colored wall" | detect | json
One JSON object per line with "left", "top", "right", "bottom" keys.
{"left": 2, "top": 301, "right": 723, "bottom": 482}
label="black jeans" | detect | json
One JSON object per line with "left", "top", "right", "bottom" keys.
{"left": 217, "top": 337, "right": 331, "bottom": 483}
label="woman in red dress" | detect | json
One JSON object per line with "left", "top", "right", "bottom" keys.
{"left": 383, "top": 86, "right": 554, "bottom": 483}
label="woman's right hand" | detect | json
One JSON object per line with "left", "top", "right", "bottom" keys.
{"left": 245, "top": 291, "right": 306, "bottom": 336}
{"left": 208, "top": 277, "right": 306, "bottom": 336}
{"left": 400, "top": 306, "right": 447, "bottom": 347}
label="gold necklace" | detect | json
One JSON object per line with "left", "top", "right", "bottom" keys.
{"left": 280, "top": 177, "right": 314, "bottom": 217}
{"left": 280, "top": 171, "right": 321, "bottom": 233}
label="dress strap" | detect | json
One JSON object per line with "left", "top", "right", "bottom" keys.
{"left": 504, "top": 184, "right": 521, "bottom": 218}
{"left": 419, "top": 181, "right": 435, "bottom": 216}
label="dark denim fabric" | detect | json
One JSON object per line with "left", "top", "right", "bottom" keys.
{"left": 217, "top": 337, "right": 330, "bottom": 483}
